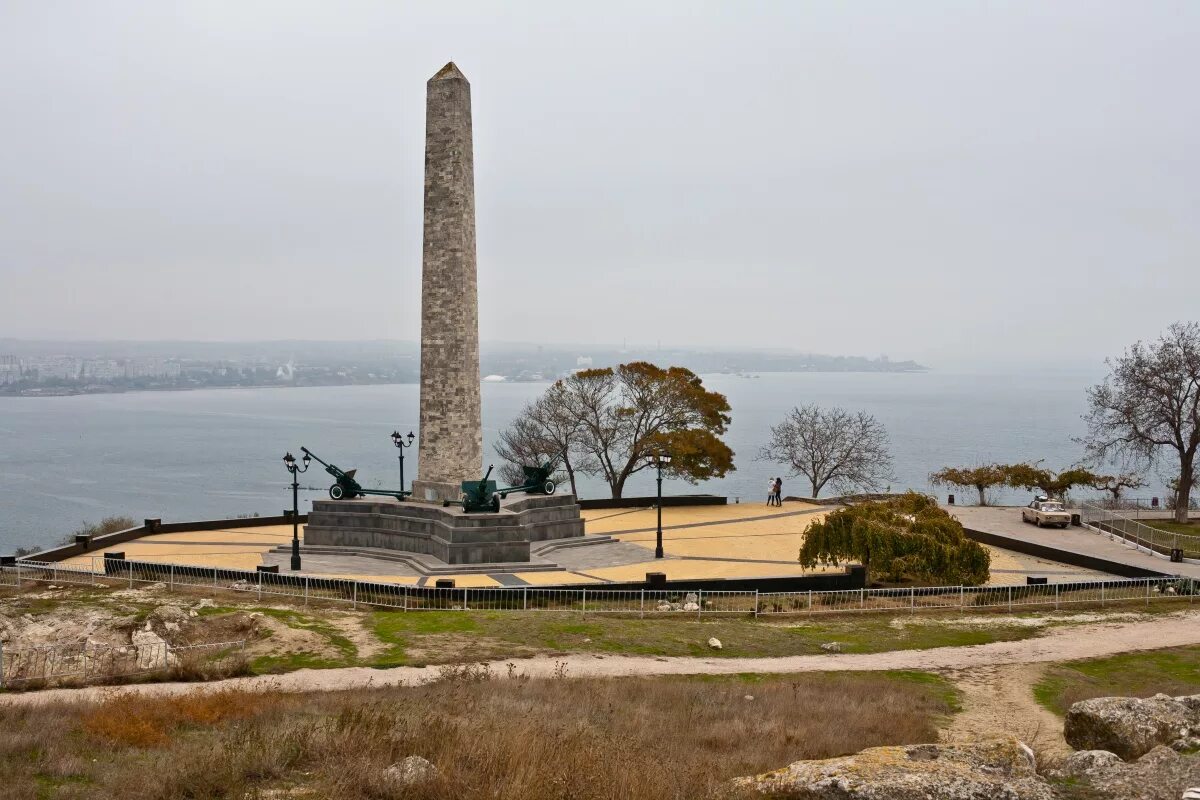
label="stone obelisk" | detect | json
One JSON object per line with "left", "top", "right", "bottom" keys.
{"left": 412, "top": 62, "right": 483, "bottom": 502}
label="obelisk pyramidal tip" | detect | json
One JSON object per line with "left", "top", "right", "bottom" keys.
{"left": 413, "top": 62, "right": 483, "bottom": 502}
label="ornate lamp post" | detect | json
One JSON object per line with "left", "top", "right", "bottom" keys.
{"left": 391, "top": 430, "right": 415, "bottom": 492}
{"left": 654, "top": 453, "right": 672, "bottom": 559}
{"left": 282, "top": 451, "right": 310, "bottom": 571}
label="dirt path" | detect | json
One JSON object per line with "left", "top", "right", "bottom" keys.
{"left": 4, "top": 610, "right": 1199, "bottom": 707}
{"left": 940, "top": 663, "right": 1069, "bottom": 756}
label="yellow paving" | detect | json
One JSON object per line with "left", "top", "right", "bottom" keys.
{"left": 44, "top": 502, "right": 1077, "bottom": 587}
{"left": 588, "top": 503, "right": 828, "bottom": 566}
{"left": 58, "top": 525, "right": 301, "bottom": 571}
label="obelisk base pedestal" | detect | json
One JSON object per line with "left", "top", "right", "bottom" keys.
{"left": 411, "top": 479, "right": 464, "bottom": 504}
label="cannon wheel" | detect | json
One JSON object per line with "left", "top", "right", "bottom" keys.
{"left": 499, "top": 492, "right": 508, "bottom": 500}
{"left": 491, "top": 494, "right": 501, "bottom": 513}
{"left": 329, "top": 484, "right": 346, "bottom": 500}
{"left": 543, "top": 480, "right": 556, "bottom": 495}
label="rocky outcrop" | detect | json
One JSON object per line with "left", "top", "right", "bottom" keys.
{"left": 1055, "top": 746, "right": 1200, "bottom": 800}
{"left": 1064, "top": 694, "right": 1200, "bottom": 760}
{"left": 734, "top": 739, "right": 1052, "bottom": 799}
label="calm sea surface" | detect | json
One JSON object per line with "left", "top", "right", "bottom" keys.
{"left": 0, "top": 370, "right": 1146, "bottom": 553}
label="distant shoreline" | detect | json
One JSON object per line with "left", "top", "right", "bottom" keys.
{"left": 0, "top": 368, "right": 929, "bottom": 399}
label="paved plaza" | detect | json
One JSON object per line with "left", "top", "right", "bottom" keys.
{"left": 44, "top": 501, "right": 1136, "bottom": 588}
{"left": 945, "top": 505, "right": 1200, "bottom": 579}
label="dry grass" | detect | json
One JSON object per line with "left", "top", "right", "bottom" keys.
{"left": 0, "top": 669, "right": 955, "bottom": 800}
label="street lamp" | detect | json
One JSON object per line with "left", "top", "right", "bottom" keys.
{"left": 282, "top": 451, "right": 310, "bottom": 571}
{"left": 391, "top": 430, "right": 415, "bottom": 492}
{"left": 654, "top": 453, "right": 672, "bottom": 559}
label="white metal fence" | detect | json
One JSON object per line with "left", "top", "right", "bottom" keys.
{"left": 2, "top": 556, "right": 1195, "bottom": 619}
{"left": 1081, "top": 504, "right": 1200, "bottom": 560}
{"left": 0, "top": 639, "right": 245, "bottom": 688}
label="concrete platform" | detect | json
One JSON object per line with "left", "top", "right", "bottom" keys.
{"left": 946, "top": 505, "right": 1200, "bottom": 579}
{"left": 303, "top": 493, "right": 586, "bottom": 565}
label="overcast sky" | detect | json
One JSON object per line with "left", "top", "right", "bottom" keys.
{"left": 1, "top": 1, "right": 1196, "bottom": 368}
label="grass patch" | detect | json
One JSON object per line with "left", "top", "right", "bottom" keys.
{"left": 1034, "top": 645, "right": 1200, "bottom": 716}
{"left": 0, "top": 671, "right": 955, "bottom": 799}
{"left": 368, "top": 609, "right": 1040, "bottom": 666}
{"left": 1144, "top": 518, "right": 1200, "bottom": 537}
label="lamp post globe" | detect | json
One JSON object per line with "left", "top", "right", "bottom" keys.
{"left": 283, "top": 451, "right": 310, "bottom": 571}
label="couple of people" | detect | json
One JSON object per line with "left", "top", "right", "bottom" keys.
{"left": 766, "top": 476, "right": 784, "bottom": 506}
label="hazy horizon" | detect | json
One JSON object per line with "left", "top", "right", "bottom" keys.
{"left": 2, "top": 2, "right": 1197, "bottom": 369}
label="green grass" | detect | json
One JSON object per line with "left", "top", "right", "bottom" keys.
{"left": 1034, "top": 645, "right": 1200, "bottom": 716}
{"left": 367, "top": 609, "right": 1040, "bottom": 666}
{"left": 1144, "top": 518, "right": 1200, "bottom": 537}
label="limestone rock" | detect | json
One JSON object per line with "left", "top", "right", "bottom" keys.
{"left": 707, "top": 637, "right": 722, "bottom": 650}
{"left": 1064, "top": 694, "right": 1198, "bottom": 760}
{"left": 1060, "top": 745, "right": 1200, "bottom": 800}
{"left": 384, "top": 755, "right": 439, "bottom": 786}
{"left": 130, "top": 625, "right": 177, "bottom": 670}
{"left": 820, "top": 641, "right": 842, "bottom": 653}
{"left": 1053, "top": 749, "right": 1123, "bottom": 779}
{"left": 734, "top": 739, "right": 1052, "bottom": 799}
{"left": 682, "top": 602, "right": 700, "bottom": 612}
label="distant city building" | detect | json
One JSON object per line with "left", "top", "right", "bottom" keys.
{"left": 83, "top": 359, "right": 122, "bottom": 380}
{"left": 27, "top": 356, "right": 81, "bottom": 381}
{"left": 0, "top": 355, "right": 20, "bottom": 385}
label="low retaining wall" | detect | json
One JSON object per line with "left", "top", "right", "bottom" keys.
{"left": 92, "top": 555, "right": 864, "bottom": 595}
{"left": 961, "top": 526, "right": 1170, "bottom": 579}
{"left": 13, "top": 514, "right": 309, "bottom": 564}
{"left": 563, "top": 565, "right": 867, "bottom": 593}
{"left": 578, "top": 494, "right": 727, "bottom": 510}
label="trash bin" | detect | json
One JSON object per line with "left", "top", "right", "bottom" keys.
{"left": 435, "top": 578, "right": 456, "bottom": 589}
{"left": 1071, "top": 513, "right": 1082, "bottom": 527}
{"left": 1171, "top": 548, "right": 1184, "bottom": 563}
{"left": 256, "top": 564, "right": 279, "bottom": 574}
{"left": 646, "top": 572, "right": 667, "bottom": 589}
{"left": 948, "top": 494, "right": 955, "bottom": 505}
{"left": 1026, "top": 576, "right": 1048, "bottom": 585}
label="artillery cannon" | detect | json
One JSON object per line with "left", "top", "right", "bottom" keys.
{"left": 444, "top": 465, "right": 501, "bottom": 513}
{"left": 300, "top": 446, "right": 410, "bottom": 501}
{"left": 496, "top": 459, "right": 558, "bottom": 499}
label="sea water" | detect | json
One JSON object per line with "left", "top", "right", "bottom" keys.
{"left": 0, "top": 368, "right": 1144, "bottom": 553}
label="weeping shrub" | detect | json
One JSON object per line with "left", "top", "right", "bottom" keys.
{"left": 800, "top": 492, "right": 990, "bottom": 585}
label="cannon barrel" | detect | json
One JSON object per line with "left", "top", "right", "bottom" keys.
{"left": 300, "top": 446, "right": 343, "bottom": 477}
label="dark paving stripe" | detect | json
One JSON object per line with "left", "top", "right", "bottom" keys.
{"left": 676, "top": 555, "right": 802, "bottom": 565}
{"left": 416, "top": 576, "right": 429, "bottom": 587}
{"left": 490, "top": 573, "right": 530, "bottom": 587}
{"left": 130, "top": 540, "right": 288, "bottom": 547}
{"left": 601, "top": 507, "right": 824, "bottom": 536}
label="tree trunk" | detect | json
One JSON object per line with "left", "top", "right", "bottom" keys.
{"left": 1175, "top": 456, "right": 1195, "bottom": 524}
{"left": 563, "top": 457, "right": 578, "bottom": 498}
{"left": 810, "top": 479, "right": 821, "bottom": 498}
{"left": 611, "top": 475, "right": 625, "bottom": 500}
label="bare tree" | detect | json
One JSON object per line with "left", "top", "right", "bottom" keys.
{"left": 1080, "top": 322, "right": 1200, "bottom": 524}
{"left": 493, "top": 383, "right": 597, "bottom": 495}
{"left": 759, "top": 405, "right": 894, "bottom": 498}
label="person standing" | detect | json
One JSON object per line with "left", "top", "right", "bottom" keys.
{"left": 767, "top": 477, "right": 777, "bottom": 506}
{"left": 774, "top": 477, "right": 784, "bottom": 505}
